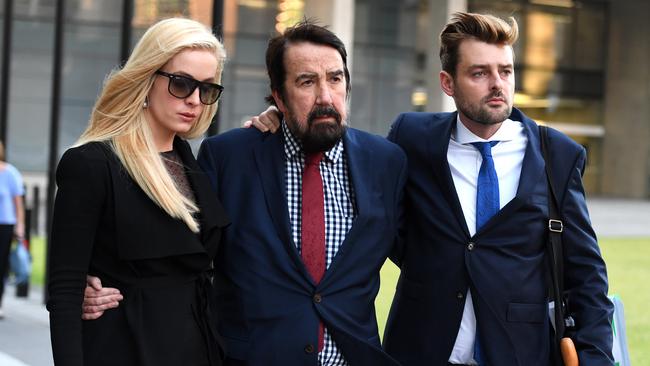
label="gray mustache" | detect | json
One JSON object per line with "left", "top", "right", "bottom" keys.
{"left": 308, "top": 106, "right": 341, "bottom": 123}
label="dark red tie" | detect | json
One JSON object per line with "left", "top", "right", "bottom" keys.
{"left": 301, "top": 152, "right": 325, "bottom": 351}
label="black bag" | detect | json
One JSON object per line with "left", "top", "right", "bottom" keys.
{"left": 539, "top": 126, "right": 578, "bottom": 366}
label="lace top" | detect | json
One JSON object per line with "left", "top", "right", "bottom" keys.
{"left": 161, "top": 149, "right": 196, "bottom": 204}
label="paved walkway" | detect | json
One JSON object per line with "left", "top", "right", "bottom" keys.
{"left": 0, "top": 197, "right": 648, "bottom": 365}
{"left": 0, "top": 285, "right": 51, "bottom": 366}
{"left": 587, "top": 197, "right": 650, "bottom": 237}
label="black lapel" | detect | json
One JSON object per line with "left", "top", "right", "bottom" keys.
{"left": 109, "top": 141, "right": 205, "bottom": 260}
{"left": 174, "top": 137, "right": 229, "bottom": 255}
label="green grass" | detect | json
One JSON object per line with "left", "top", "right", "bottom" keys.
{"left": 29, "top": 236, "right": 648, "bottom": 364}
{"left": 28, "top": 236, "right": 46, "bottom": 286}
{"left": 599, "top": 237, "right": 650, "bottom": 365}
{"left": 375, "top": 237, "right": 650, "bottom": 365}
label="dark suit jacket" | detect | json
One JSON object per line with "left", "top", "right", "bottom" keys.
{"left": 382, "top": 108, "right": 614, "bottom": 366}
{"left": 48, "top": 138, "right": 229, "bottom": 366}
{"left": 198, "top": 127, "right": 406, "bottom": 366}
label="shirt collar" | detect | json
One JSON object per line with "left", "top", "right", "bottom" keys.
{"left": 281, "top": 120, "right": 344, "bottom": 163}
{"left": 452, "top": 114, "right": 521, "bottom": 145}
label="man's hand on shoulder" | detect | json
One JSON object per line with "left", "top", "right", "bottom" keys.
{"left": 242, "top": 106, "right": 282, "bottom": 133}
{"left": 82, "top": 275, "right": 123, "bottom": 320}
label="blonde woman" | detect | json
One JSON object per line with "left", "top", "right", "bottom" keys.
{"left": 47, "top": 18, "right": 229, "bottom": 366}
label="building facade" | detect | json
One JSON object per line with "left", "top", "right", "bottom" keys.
{"left": 0, "top": 0, "right": 648, "bottom": 235}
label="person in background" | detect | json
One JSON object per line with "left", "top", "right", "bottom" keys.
{"left": 0, "top": 141, "right": 25, "bottom": 320}
{"left": 47, "top": 18, "right": 229, "bottom": 366}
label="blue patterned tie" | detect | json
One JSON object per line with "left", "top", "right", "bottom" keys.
{"left": 473, "top": 141, "right": 500, "bottom": 230}
{"left": 471, "top": 140, "right": 500, "bottom": 366}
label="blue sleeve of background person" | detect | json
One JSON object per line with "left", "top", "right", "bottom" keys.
{"left": 7, "top": 164, "right": 25, "bottom": 196}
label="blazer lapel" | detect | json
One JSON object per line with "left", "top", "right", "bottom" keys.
{"left": 477, "top": 110, "right": 545, "bottom": 232}
{"left": 174, "top": 138, "right": 230, "bottom": 256}
{"left": 428, "top": 113, "right": 472, "bottom": 238}
{"left": 514, "top": 116, "right": 545, "bottom": 199}
{"left": 252, "top": 133, "right": 304, "bottom": 266}
{"left": 320, "top": 130, "right": 373, "bottom": 284}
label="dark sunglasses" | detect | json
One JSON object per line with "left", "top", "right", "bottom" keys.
{"left": 155, "top": 70, "right": 224, "bottom": 105}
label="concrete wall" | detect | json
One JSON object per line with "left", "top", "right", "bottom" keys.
{"left": 601, "top": 0, "right": 650, "bottom": 198}
{"left": 425, "top": 0, "right": 467, "bottom": 112}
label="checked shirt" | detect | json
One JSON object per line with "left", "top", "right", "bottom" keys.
{"left": 283, "top": 122, "right": 356, "bottom": 366}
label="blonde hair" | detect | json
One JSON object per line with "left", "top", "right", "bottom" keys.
{"left": 76, "top": 18, "right": 226, "bottom": 233}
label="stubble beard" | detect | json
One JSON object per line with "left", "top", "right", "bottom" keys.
{"left": 455, "top": 89, "right": 513, "bottom": 126}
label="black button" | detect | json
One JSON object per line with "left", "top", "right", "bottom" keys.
{"left": 313, "top": 293, "right": 322, "bottom": 303}
{"left": 467, "top": 242, "right": 475, "bottom": 251}
{"left": 456, "top": 291, "right": 464, "bottom": 300}
{"left": 304, "top": 344, "right": 315, "bottom": 354}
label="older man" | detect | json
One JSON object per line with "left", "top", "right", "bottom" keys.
{"left": 83, "top": 21, "right": 405, "bottom": 366}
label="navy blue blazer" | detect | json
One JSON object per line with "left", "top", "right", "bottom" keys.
{"left": 382, "top": 108, "right": 613, "bottom": 366}
{"left": 198, "top": 127, "right": 406, "bottom": 366}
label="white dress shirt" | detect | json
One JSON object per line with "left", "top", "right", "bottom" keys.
{"left": 447, "top": 116, "right": 527, "bottom": 365}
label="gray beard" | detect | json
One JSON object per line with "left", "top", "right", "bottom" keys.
{"left": 286, "top": 105, "right": 346, "bottom": 153}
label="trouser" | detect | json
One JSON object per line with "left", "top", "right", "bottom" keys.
{"left": 0, "top": 224, "right": 15, "bottom": 305}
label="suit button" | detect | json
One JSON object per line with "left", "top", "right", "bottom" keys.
{"left": 313, "top": 293, "right": 322, "bottom": 303}
{"left": 304, "top": 344, "right": 315, "bottom": 354}
{"left": 456, "top": 291, "right": 464, "bottom": 300}
{"left": 467, "top": 242, "right": 475, "bottom": 251}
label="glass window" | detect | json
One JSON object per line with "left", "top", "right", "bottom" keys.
{"left": 469, "top": 0, "right": 608, "bottom": 193}
{"left": 217, "top": 0, "right": 279, "bottom": 132}
{"left": 58, "top": 0, "right": 124, "bottom": 154}
{"left": 0, "top": 0, "right": 5, "bottom": 114}
{"left": 351, "top": 0, "right": 419, "bottom": 134}
{"left": 129, "top": 0, "right": 217, "bottom": 143}
{"left": 6, "top": 1, "right": 126, "bottom": 170}
{"left": 574, "top": 2, "right": 607, "bottom": 71}
{"left": 132, "top": 0, "right": 215, "bottom": 46}
{"left": 6, "top": 2, "right": 56, "bottom": 171}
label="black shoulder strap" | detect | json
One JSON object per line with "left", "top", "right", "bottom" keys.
{"left": 539, "top": 125, "right": 567, "bottom": 342}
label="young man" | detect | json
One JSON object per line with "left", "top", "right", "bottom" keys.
{"left": 382, "top": 12, "right": 613, "bottom": 366}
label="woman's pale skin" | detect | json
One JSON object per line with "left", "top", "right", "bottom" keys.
{"left": 146, "top": 49, "right": 219, "bottom": 151}
{"left": 81, "top": 49, "right": 219, "bottom": 320}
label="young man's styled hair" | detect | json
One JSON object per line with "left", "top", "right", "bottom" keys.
{"left": 439, "top": 12, "right": 519, "bottom": 76}
{"left": 265, "top": 20, "right": 351, "bottom": 105}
